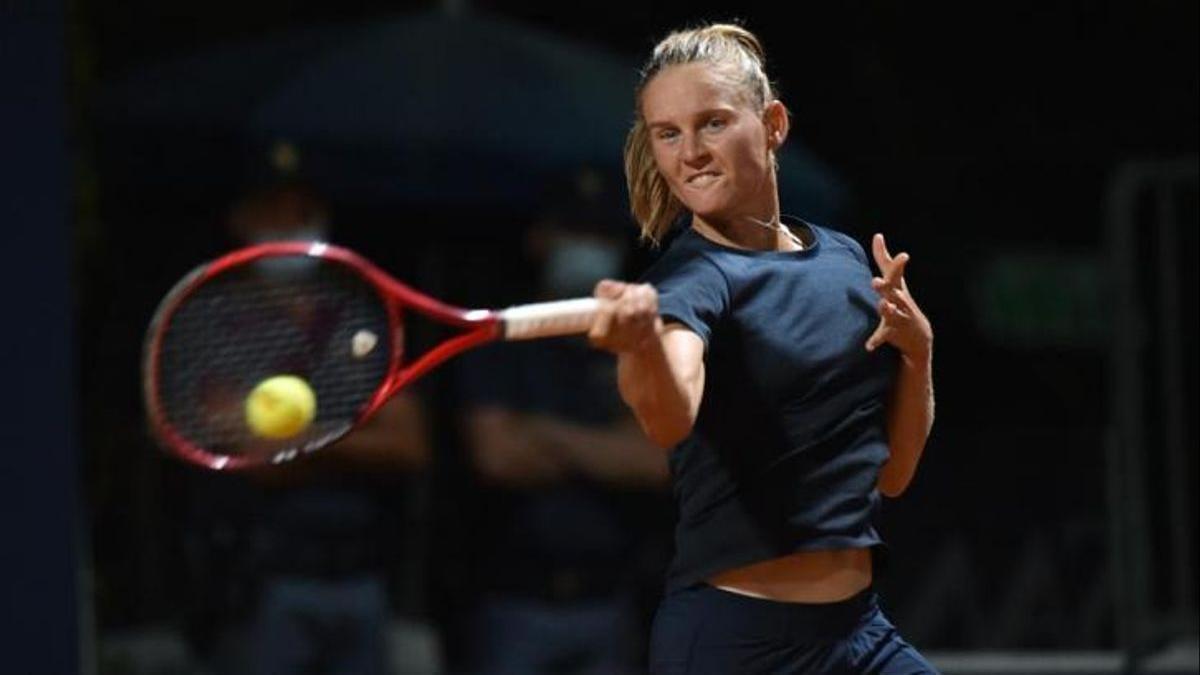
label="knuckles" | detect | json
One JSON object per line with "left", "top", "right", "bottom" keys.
{"left": 587, "top": 281, "right": 659, "bottom": 353}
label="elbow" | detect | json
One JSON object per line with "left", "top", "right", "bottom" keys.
{"left": 876, "top": 458, "right": 914, "bottom": 498}
{"left": 633, "top": 408, "right": 692, "bottom": 449}
{"left": 622, "top": 398, "right": 693, "bottom": 450}
{"left": 644, "top": 421, "right": 689, "bottom": 449}
{"left": 877, "top": 475, "right": 909, "bottom": 498}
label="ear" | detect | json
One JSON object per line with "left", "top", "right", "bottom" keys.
{"left": 763, "top": 100, "right": 790, "bottom": 150}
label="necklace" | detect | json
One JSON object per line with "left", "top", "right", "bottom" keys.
{"left": 746, "top": 216, "right": 806, "bottom": 251}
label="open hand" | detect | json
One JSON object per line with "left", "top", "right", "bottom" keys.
{"left": 865, "top": 233, "right": 932, "bottom": 361}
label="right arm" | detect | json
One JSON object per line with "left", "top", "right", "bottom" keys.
{"left": 865, "top": 233, "right": 935, "bottom": 498}
{"left": 590, "top": 280, "right": 705, "bottom": 448}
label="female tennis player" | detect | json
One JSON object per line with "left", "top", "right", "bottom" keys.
{"left": 589, "top": 24, "right": 938, "bottom": 673}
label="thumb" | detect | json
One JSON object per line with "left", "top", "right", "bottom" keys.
{"left": 865, "top": 323, "right": 888, "bottom": 352}
{"left": 593, "top": 279, "right": 624, "bottom": 299}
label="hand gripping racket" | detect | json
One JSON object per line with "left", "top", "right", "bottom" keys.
{"left": 142, "top": 241, "right": 598, "bottom": 470}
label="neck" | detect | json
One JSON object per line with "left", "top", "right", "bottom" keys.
{"left": 690, "top": 173, "right": 794, "bottom": 251}
{"left": 692, "top": 210, "right": 799, "bottom": 252}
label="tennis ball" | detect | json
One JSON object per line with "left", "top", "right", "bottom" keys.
{"left": 245, "top": 375, "right": 317, "bottom": 439}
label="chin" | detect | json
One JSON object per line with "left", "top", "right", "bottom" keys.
{"left": 686, "top": 200, "right": 735, "bottom": 222}
{"left": 679, "top": 194, "right": 732, "bottom": 220}
{"left": 681, "top": 182, "right": 742, "bottom": 216}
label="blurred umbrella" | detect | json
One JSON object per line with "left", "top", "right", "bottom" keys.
{"left": 97, "top": 9, "right": 845, "bottom": 216}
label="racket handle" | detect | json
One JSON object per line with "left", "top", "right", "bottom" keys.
{"left": 500, "top": 298, "right": 599, "bottom": 340}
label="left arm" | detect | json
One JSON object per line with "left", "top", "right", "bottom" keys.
{"left": 866, "top": 233, "right": 934, "bottom": 498}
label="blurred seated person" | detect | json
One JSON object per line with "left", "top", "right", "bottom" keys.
{"left": 454, "top": 170, "right": 670, "bottom": 674}
{"left": 185, "top": 156, "right": 435, "bottom": 675}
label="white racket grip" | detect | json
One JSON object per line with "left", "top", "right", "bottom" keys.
{"left": 500, "top": 298, "right": 599, "bottom": 340}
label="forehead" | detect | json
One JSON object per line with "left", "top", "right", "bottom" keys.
{"left": 640, "top": 63, "right": 748, "bottom": 123}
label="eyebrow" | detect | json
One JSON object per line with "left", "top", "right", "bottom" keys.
{"left": 645, "top": 107, "right": 735, "bottom": 130}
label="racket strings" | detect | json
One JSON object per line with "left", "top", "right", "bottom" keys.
{"left": 154, "top": 258, "right": 393, "bottom": 458}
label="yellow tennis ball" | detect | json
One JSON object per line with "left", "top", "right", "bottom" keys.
{"left": 245, "top": 375, "right": 317, "bottom": 439}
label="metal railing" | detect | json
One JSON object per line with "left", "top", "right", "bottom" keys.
{"left": 1104, "top": 157, "right": 1199, "bottom": 672}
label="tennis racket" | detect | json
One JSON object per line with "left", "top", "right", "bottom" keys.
{"left": 142, "top": 241, "right": 599, "bottom": 471}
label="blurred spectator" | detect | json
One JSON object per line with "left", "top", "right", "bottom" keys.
{"left": 452, "top": 169, "right": 671, "bottom": 674}
{"left": 183, "top": 143, "right": 438, "bottom": 675}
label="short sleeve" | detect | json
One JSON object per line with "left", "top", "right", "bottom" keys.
{"left": 639, "top": 242, "right": 729, "bottom": 347}
{"left": 823, "top": 226, "right": 870, "bottom": 269}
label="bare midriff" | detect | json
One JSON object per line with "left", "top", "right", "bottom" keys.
{"left": 707, "top": 547, "right": 872, "bottom": 603}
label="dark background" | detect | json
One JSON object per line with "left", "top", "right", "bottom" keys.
{"left": 5, "top": 0, "right": 1196, "bottom": 672}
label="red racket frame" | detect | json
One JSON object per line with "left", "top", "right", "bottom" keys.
{"left": 143, "top": 241, "right": 502, "bottom": 471}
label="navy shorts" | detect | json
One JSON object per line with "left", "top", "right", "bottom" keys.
{"left": 649, "top": 585, "right": 938, "bottom": 674}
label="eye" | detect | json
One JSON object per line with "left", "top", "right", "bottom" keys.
{"left": 655, "top": 128, "right": 680, "bottom": 142}
{"left": 703, "top": 117, "right": 727, "bottom": 131}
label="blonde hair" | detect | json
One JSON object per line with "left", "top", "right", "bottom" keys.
{"left": 624, "top": 23, "right": 778, "bottom": 245}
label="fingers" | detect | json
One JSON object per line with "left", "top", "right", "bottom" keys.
{"left": 888, "top": 252, "right": 909, "bottom": 284}
{"left": 587, "top": 302, "right": 614, "bottom": 345}
{"left": 866, "top": 295, "right": 914, "bottom": 352}
{"left": 871, "top": 234, "right": 913, "bottom": 314}
{"left": 864, "top": 240, "right": 933, "bottom": 356}
{"left": 589, "top": 281, "right": 660, "bottom": 353}
{"left": 876, "top": 252, "right": 908, "bottom": 288}
{"left": 871, "top": 233, "right": 892, "bottom": 270}
{"left": 865, "top": 323, "right": 888, "bottom": 352}
{"left": 881, "top": 298, "right": 909, "bottom": 320}
{"left": 589, "top": 279, "right": 622, "bottom": 346}
{"left": 594, "top": 279, "right": 625, "bottom": 299}
{"left": 871, "top": 233, "right": 910, "bottom": 287}
{"left": 872, "top": 274, "right": 914, "bottom": 310}
{"left": 866, "top": 296, "right": 890, "bottom": 351}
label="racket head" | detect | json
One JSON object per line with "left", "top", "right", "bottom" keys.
{"left": 142, "top": 241, "right": 406, "bottom": 470}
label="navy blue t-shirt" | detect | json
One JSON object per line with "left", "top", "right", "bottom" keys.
{"left": 641, "top": 217, "right": 899, "bottom": 591}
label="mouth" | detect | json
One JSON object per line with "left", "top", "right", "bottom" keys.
{"left": 685, "top": 171, "right": 721, "bottom": 187}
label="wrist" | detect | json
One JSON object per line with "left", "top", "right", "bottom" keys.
{"left": 900, "top": 340, "right": 932, "bottom": 370}
{"left": 625, "top": 317, "right": 666, "bottom": 358}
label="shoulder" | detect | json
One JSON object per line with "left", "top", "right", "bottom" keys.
{"left": 640, "top": 228, "right": 728, "bottom": 289}
{"left": 638, "top": 229, "right": 732, "bottom": 345}
{"left": 795, "top": 218, "right": 869, "bottom": 267}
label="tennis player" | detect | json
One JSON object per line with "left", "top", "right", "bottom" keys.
{"left": 589, "top": 23, "right": 938, "bottom": 673}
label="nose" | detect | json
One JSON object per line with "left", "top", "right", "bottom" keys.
{"left": 680, "top": 132, "right": 709, "bottom": 167}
